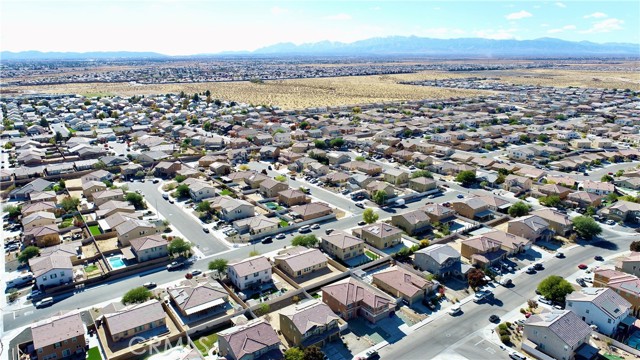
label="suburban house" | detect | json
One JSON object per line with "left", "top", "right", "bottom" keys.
{"left": 523, "top": 310, "right": 595, "bottom": 360}
{"left": 22, "top": 211, "right": 56, "bottom": 229}
{"left": 9, "top": 178, "right": 53, "bottom": 200}
{"left": 503, "top": 174, "right": 532, "bottom": 194}
{"left": 278, "top": 189, "right": 308, "bottom": 207}
{"left": 321, "top": 277, "right": 395, "bottom": 324}
{"left": 583, "top": 180, "right": 615, "bottom": 196}
{"left": 81, "top": 169, "right": 114, "bottom": 183}
{"left": 217, "top": 319, "right": 281, "bottom": 360}
{"left": 153, "top": 161, "right": 181, "bottom": 178}
{"left": 384, "top": 168, "right": 409, "bottom": 185}
{"left": 320, "top": 231, "right": 365, "bottom": 261}
{"left": 211, "top": 196, "right": 255, "bottom": 222}
{"left": 566, "top": 191, "right": 602, "bottom": 209}
{"left": 31, "top": 312, "right": 86, "bottom": 360}
{"left": 616, "top": 252, "right": 640, "bottom": 277}
{"left": 566, "top": 287, "right": 632, "bottom": 336}
{"left": 289, "top": 203, "right": 333, "bottom": 221}
{"left": 372, "top": 266, "right": 435, "bottom": 306}
{"left": 421, "top": 203, "right": 456, "bottom": 224}
{"left": 102, "top": 299, "right": 167, "bottom": 342}
{"left": 169, "top": 281, "right": 229, "bottom": 319}
{"left": 594, "top": 269, "right": 640, "bottom": 316}
{"left": 29, "top": 255, "right": 74, "bottom": 290}
{"left": 183, "top": 178, "right": 216, "bottom": 201}
{"left": 23, "top": 224, "right": 60, "bottom": 247}
{"left": 506, "top": 215, "right": 555, "bottom": 242}
{"left": 21, "top": 201, "right": 56, "bottom": 216}
{"left": 599, "top": 201, "right": 640, "bottom": 223}
{"left": 274, "top": 247, "right": 328, "bottom": 279}
{"left": 129, "top": 235, "right": 169, "bottom": 262}
{"left": 414, "top": 244, "right": 471, "bottom": 279}
{"left": 358, "top": 223, "right": 402, "bottom": 249}
{"left": 408, "top": 177, "right": 437, "bottom": 193}
{"left": 452, "top": 197, "right": 493, "bottom": 221}
{"left": 227, "top": 256, "right": 272, "bottom": 291}
{"left": 232, "top": 215, "right": 279, "bottom": 236}
{"left": 259, "top": 179, "right": 289, "bottom": 198}
{"left": 461, "top": 230, "right": 531, "bottom": 267}
{"left": 115, "top": 218, "right": 161, "bottom": 247}
{"left": 92, "top": 189, "right": 125, "bottom": 207}
{"left": 531, "top": 208, "right": 573, "bottom": 236}
{"left": 279, "top": 300, "right": 341, "bottom": 348}
{"left": 391, "top": 210, "right": 431, "bottom": 236}
{"left": 82, "top": 180, "right": 107, "bottom": 201}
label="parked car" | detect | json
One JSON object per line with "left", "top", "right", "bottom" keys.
{"left": 578, "top": 264, "right": 588, "bottom": 270}
{"left": 594, "top": 255, "right": 604, "bottom": 261}
{"left": 456, "top": 194, "right": 464, "bottom": 199}
{"left": 555, "top": 252, "right": 565, "bottom": 258}
{"left": 261, "top": 237, "right": 273, "bottom": 244}
{"left": 153, "top": 179, "right": 160, "bottom": 184}
{"left": 298, "top": 225, "right": 311, "bottom": 233}
{"left": 489, "top": 314, "right": 500, "bottom": 323}
{"left": 606, "top": 219, "right": 616, "bottom": 225}
{"left": 448, "top": 305, "right": 462, "bottom": 316}
{"left": 311, "top": 224, "right": 321, "bottom": 230}
{"left": 364, "top": 350, "right": 379, "bottom": 360}
{"left": 143, "top": 282, "right": 157, "bottom": 289}
{"left": 167, "top": 261, "right": 183, "bottom": 271}
{"left": 325, "top": 228, "right": 335, "bottom": 235}
{"left": 538, "top": 296, "right": 553, "bottom": 305}
{"left": 275, "top": 233, "right": 286, "bottom": 240}
{"left": 355, "top": 202, "right": 365, "bottom": 209}
{"left": 35, "top": 297, "right": 54, "bottom": 308}
{"left": 189, "top": 270, "right": 202, "bottom": 277}
{"left": 526, "top": 267, "right": 536, "bottom": 274}
{"left": 534, "top": 263, "right": 544, "bottom": 270}
{"left": 203, "top": 227, "right": 210, "bottom": 233}
{"left": 162, "top": 193, "right": 169, "bottom": 200}
{"left": 357, "top": 221, "right": 367, "bottom": 226}
{"left": 27, "top": 290, "right": 43, "bottom": 301}
{"left": 509, "top": 352, "right": 527, "bottom": 360}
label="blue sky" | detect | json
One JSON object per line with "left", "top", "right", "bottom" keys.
{"left": 1, "top": 1, "right": 638, "bottom": 55}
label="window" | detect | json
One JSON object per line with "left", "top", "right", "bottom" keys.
{"left": 608, "top": 319, "right": 612, "bottom": 323}
{"left": 51, "top": 273, "right": 57, "bottom": 279}
{"left": 586, "top": 309, "right": 590, "bottom": 314}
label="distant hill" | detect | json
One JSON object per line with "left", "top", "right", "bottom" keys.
{"left": 0, "top": 51, "right": 169, "bottom": 61}
{"left": 251, "top": 36, "right": 639, "bottom": 57}
{"left": 3, "top": 37, "right": 638, "bottom": 60}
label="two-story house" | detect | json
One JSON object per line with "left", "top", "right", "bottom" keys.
{"left": 506, "top": 215, "right": 555, "bottom": 242}
{"left": 279, "top": 300, "right": 341, "bottom": 348}
{"left": 565, "top": 287, "right": 632, "bottom": 336}
{"left": 372, "top": 266, "right": 435, "bottom": 306}
{"left": 391, "top": 210, "right": 431, "bottom": 236}
{"left": 218, "top": 319, "right": 281, "bottom": 360}
{"left": 31, "top": 312, "right": 86, "bottom": 360}
{"left": 29, "top": 255, "right": 74, "bottom": 290}
{"left": 321, "top": 231, "right": 365, "bottom": 261}
{"left": 102, "top": 299, "right": 167, "bottom": 342}
{"left": 414, "top": 244, "right": 472, "bottom": 279}
{"left": 227, "top": 256, "right": 272, "bottom": 291}
{"left": 321, "top": 277, "right": 395, "bottom": 324}
{"left": 274, "top": 247, "right": 328, "bottom": 279}
{"left": 523, "top": 310, "right": 593, "bottom": 360}
{"left": 357, "top": 223, "right": 402, "bottom": 250}
{"left": 129, "top": 235, "right": 169, "bottom": 262}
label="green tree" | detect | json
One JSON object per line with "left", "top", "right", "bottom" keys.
{"left": 372, "top": 190, "right": 387, "bottom": 205}
{"left": 355, "top": 156, "right": 366, "bottom": 161}
{"left": 196, "top": 201, "right": 211, "bottom": 213}
{"left": 508, "top": 201, "right": 531, "bottom": 217}
{"left": 121, "top": 287, "right": 152, "bottom": 305}
{"left": 18, "top": 246, "right": 40, "bottom": 263}
{"left": 291, "top": 234, "right": 318, "bottom": 247}
{"left": 304, "top": 346, "right": 326, "bottom": 360}
{"left": 539, "top": 195, "right": 561, "bottom": 207}
{"left": 208, "top": 258, "right": 228, "bottom": 277}
{"left": 55, "top": 131, "right": 63, "bottom": 143}
{"left": 274, "top": 175, "right": 287, "bottom": 182}
{"left": 313, "top": 140, "right": 327, "bottom": 149}
{"left": 519, "top": 134, "right": 530, "bottom": 143}
{"left": 284, "top": 347, "right": 304, "bottom": 360}
{"left": 631, "top": 241, "right": 640, "bottom": 252}
{"left": 572, "top": 216, "right": 602, "bottom": 239}
{"left": 4, "top": 205, "right": 21, "bottom": 219}
{"left": 125, "top": 192, "right": 145, "bottom": 210}
{"left": 455, "top": 170, "right": 477, "bottom": 187}
{"left": 537, "top": 134, "right": 549, "bottom": 142}
{"left": 585, "top": 206, "right": 597, "bottom": 216}
{"left": 363, "top": 208, "right": 379, "bottom": 224}
{"left": 411, "top": 170, "right": 433, "bottom": 179}
{"left": 60, "top": 196, "right": 80, "bottom": 212}
{"left": 203, "top": 121, "right": 212, "bottom": 131}
{"left": 168, "top": 238, "right": 192, "bottom": 256}
{"left": 616, "top": 169, "right": 625, "bottom": 177}
{"left": 601, "top": 175, "right": 614, "bottom": 182}
{"left": 329, "top": 138, "right": 344, "bottom": 148}
{"left": 257, "top": 302, "right": 270, "bottom": 315}
{"left": 175, "top": 184, "right": 190, "bottom": 198}
{"left": 537, "top": 275, "right": 574, "bottom": 302}
{"left": 39, "top": 118, "right": 49, "bottom": 127}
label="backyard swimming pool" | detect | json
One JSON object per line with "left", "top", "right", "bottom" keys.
{"left": 107, "top": 255, "right": 126, "bottom": 270}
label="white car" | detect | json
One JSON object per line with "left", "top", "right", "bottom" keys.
{"left": 538, "top": 296, "right": 553, "bottom": 305}
{"left": 448, "top": 305, "right": 462, "bottom": 315}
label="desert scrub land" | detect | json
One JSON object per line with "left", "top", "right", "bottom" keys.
{"left": 3, "top": 75, "right": 482, "bottom": 109}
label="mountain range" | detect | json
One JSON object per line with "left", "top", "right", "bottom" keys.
{"left": 2, "top": 36, "right": 638, "bottom": 60}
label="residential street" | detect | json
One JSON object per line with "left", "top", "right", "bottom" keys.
{"left": 380, "top": 229, "right": 635, "bottom": 360}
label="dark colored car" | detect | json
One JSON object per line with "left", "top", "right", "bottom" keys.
{"left": 261, "top": 237, "right": 273, "bottom": 244}
{"left": 594, "top": 255, "right": 604, "bottom": 261}
{"left": 489, "top": 315, "right": 500, "bottom": 323}
{"left": 534, "top": 263, "right": 544, "bottom": 271}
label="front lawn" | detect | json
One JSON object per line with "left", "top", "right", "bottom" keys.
{"left": 87, "top": 347, "right": 101, "bottom": 360}
{"left": 279, "top": 219, "right": 289, "bottom": 227}
{"left": 365, "top": 250, "right": 379, "bottom": 260}
{"left": 88, "top": 225, "right": 101, "bottom": 236}
{"left": 220, "top": 189, "right": 233, "bottom": 196}
{"left": 84, "top": 264, "right": 98, "bottom": 273}
{"left": 193, "top": 333, "right": 218, "bottom": 356}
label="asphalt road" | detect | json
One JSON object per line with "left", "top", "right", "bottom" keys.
{"left": 380, "top": 229, "right": 635, "bottom": 360}
{"left": 127, "top": 181, "right": 229, "bottom": 255}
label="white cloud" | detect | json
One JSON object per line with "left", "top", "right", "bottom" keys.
{"left": 324, "top": 13, "right": 352, "bottom": 21}
{"left": 474, "top": 29, "right": 517, "bottom": 40}
{"left": 555, "top": 2, "right": 566, "bottom": 8}
{"left": 580, "top": 18, "right": 624, "bottom": 33}
{"left": 270, "top": 7, "right": 289, "bottom": 15}
{"left": 584, "top": 12, "right": 608, "bottom": 19}
{"left": 547, "top": 25, "right": 576, "bottom": 34}
{"left": 505, "top": 11, "right": 532, "bottom": 20}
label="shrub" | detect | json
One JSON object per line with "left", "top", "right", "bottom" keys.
{"left": 500, "top": 335, "right": 511, "bottom": 344}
